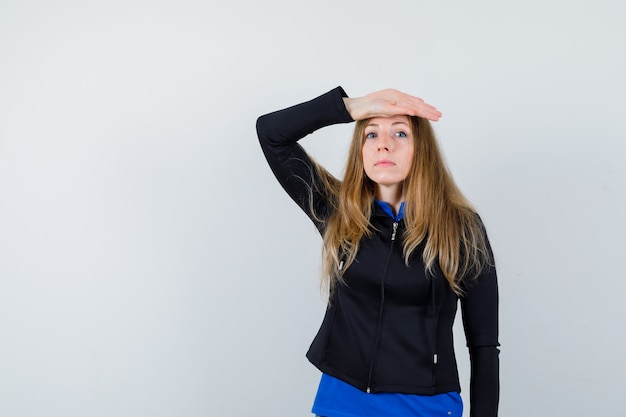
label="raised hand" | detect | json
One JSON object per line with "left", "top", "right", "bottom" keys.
{"left": 343, "top": 89, "right": 442, "bottom": 121}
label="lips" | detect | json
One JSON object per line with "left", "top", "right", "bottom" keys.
{"left": 375, "top": 159, "right": 395, "bottom": 167}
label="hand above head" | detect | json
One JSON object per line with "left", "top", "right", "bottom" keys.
{"left": 343, "top": 89, "right": 442, "bottom": 122}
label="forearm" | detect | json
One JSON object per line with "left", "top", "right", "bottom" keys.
{"left": 469, "top": 345, "right": 500, "bottom": 417}
{"left": 256, "top": 87, "right": 352, "bottom": 151}
{"left": 256, "top": 87, "right": 353, "bottom": 224}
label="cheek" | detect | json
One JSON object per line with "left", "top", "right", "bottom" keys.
{"left": 361, "top": 148, "right": 374, "bottom": 178}
{"left": 361, "top": 144, "right": 373, "bottom": 164}
{"left": 407, "top": 149, "right": 415, "bottom": 165}
{"left": 402, "top": 144, "right": 415, "bottom": 162}
{"left": 402, "top": 148, "right": 415, "bottom": 174}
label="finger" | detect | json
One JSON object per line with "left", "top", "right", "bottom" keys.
{"left": 383, "top": 101, "right": 441, "bottom": 120}
{"left": 413, "top": 101, "right": 442, "bottom": 121}
{"left": 392, "top": 105, "right": 418, "bottom": 117}
{"left": 400, "top": 96, "right": 439, "bottom": 115}
{"left": 405, "top": 106, "right": 442, "bottom": 121}
{"left": 382, "top": 101, "right": 417, "bottom": 117}
{"left": 369, "top": 90, "right": 442, "bottom": 120}
{"left": 421, "top": 108, "right": 443, "bottom": 121}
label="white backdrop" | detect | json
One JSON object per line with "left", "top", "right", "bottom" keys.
{"left": 1, "top": 1, "right": 625, "bottom": 416}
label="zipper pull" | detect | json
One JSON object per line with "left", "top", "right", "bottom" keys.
{"left": 433, "top": 353, "right": 438, "bottom": 364}
{"left": 391, "top": 222, "right": 398, "bottom": 241}
{"left": 366, "top": 387, "right": 371, "bottom": 394}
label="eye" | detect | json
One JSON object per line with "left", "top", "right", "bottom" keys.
{"left": 395, "top": 131, "right": 408, "bottom": 138}
{"left": 365, "top": 132, "right": 377, "bottom": 139}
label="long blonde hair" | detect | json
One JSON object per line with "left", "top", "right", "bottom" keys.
{"left": 313, "top": 116, "right": 491, "bottom": 295}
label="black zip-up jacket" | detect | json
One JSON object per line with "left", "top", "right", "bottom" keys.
{"left": 256, "top": 87, "right": 499, "bottom": 417}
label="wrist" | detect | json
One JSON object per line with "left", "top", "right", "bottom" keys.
{"left": 342, "top": 97, "right": 353, "bottom": 116}
{"left": 343, "top": 97, "right": 363, "bottom": 120}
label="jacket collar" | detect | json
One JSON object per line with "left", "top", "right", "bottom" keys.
{"left": 373, "top": 200, "right": 405, "bottom": 222}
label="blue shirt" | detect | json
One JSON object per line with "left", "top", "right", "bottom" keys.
{"left": 312, "top": 373, "right": 462, "bottom": 417}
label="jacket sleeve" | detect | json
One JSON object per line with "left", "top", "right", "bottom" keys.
{"left": 460, "top": 232, "right": 500, "bottom": 417}
{"left": 256, "top": 87, "right": 353, "bottom": 229}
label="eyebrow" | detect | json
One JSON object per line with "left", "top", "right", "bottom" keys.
{"left": 366, "top": 121, "right": 410, "bottom": 127}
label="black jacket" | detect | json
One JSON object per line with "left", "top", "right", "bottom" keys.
{"left": 256, "top": 87, "right": 499, "bottom": 417}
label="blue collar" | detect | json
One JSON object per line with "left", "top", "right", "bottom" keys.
{"left": 374, "top": 200, "right": 405, "bottom": 222}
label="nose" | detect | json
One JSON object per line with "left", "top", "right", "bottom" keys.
{"left": 377, "top": 134, "right": 393, "bottom": 152}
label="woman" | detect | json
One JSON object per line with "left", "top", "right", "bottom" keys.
{"left": 256, "top": 87, "right": 499, "bottom": 417}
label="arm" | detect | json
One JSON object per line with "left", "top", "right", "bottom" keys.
{"left": 460, "top": 236, "right": 500, "bottom": 417}
{"left": 256, "top": 87, "right": 353, "bottom": 227}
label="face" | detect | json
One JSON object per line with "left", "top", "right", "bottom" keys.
{"left": 361, "top": 115, "right": 414, "bottom": 195}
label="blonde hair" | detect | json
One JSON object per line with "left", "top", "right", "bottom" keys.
{"left": 313, "top": 116, "right": 491, "bottom": 295}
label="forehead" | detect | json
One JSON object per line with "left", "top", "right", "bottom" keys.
{"left": 366, "top": 115, "right": 411, "bottom": 127}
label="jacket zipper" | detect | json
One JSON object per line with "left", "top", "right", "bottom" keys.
{"left": 366, "top": 221, "right": 398, "bottom": 393}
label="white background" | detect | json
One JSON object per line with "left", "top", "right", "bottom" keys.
{"left": 1, "top": 1, "right": 624, "bottom": 416}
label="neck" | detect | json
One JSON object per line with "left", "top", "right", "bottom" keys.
{"left": 376, "top": 184, "right": 404, "bottom": 215}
